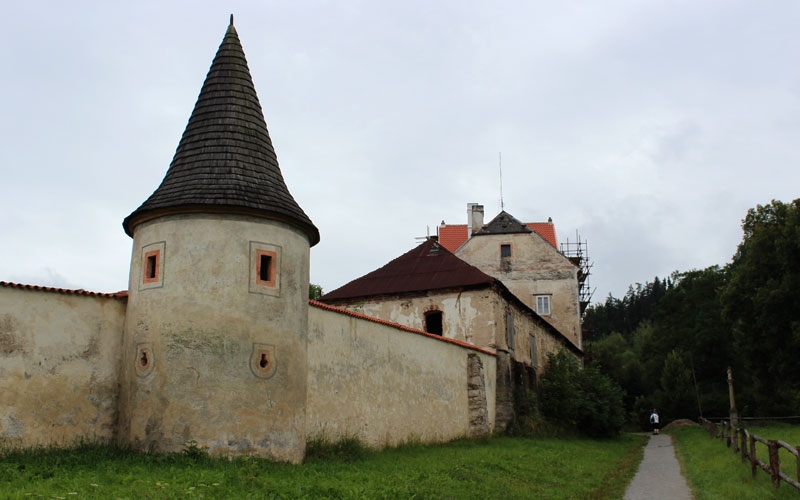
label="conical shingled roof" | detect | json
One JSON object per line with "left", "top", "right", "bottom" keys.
{"left": 319, "top": 238, "right": 495, "bottom": 301}
{"left": 123, "top": 17, "right": 319, "bottom": 246}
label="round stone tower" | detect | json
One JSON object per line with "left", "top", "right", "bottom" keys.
{"left": 118, "top": 17, "right": 319, "bottom": 463}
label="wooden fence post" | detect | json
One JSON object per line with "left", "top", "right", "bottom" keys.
{"left": 750, "top": 433, "right": 757, "bottom": 478}
{"left": 726, "top": 421, "right": 732, "bottom": 448}
{"left": 768, "top": 440, "right": 780, "bottom": 488}
{"left": 740, "top": 429, "right": 747, "bottom": 463}
{"left": 796, "top": 446, "right": 800, "bottom": 492}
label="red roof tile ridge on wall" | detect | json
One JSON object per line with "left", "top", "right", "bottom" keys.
{"left": 0, "top": 281, "right": 128, "bottom": 299}
{"left": 309, "top": 299, "right": 496, "bottom": 356}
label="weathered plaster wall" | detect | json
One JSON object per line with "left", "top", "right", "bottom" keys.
{"left": 493, "top": 292, "right": 550, "bottom": 427}
{"left": 307, "top": 305, "right": 496, "bottom": 447}
{"left": 457, "top": 232, "right": 582, "bottom": 349}
{"left": 327, "top": 289, "right": 498, "bottom": 349}
{"left": 328, "top": 287, "right": 568, "bottom": 371}
{"left": 500, "top": 295, "right": 569, "bottom": 369}
{"left": 119, "top": 214, "right": 310, "bottom": 462}
{"left": 0, "top": 286, "right": 125, "bottom": 448}
{"left": 322, "top": 286, "right": 577, "bottom": 430}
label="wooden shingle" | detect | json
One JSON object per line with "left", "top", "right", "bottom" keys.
{"left": 123, "top": 19, "right": 319, "bottom": 245}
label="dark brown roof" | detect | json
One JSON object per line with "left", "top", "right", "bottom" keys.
{"left": 474, "top": 211, "right": 533, "bottom": 236}
{"left": 319, "top": 238, "right": 495, "bottom": 301}
{"left": 123, "top": 18, "right": 319, "bottom": 246}
{"left": 316, "top": 242, "right": 583, "bottom": 356}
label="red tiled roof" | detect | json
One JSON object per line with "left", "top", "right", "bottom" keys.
{"left": 309, "top": 299, "right": 496, "bottom": 356}
{"left": 319, "top": 238, "right": 495, "bottom": 301}
{"left": 437, "top": 221, "right": 558, "bottom": 252}
{"left": 438, "top": 224, "right": 469, "bottom": 253}
{"left": 528, "top": 222, "right": 558, "bottom": 248}
{"left": 0, "top": 281, "right": 128, "bottom": 299}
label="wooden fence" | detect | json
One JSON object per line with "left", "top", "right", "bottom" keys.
{"left": 700, "top": 417, "right": 800, "bottom": 494}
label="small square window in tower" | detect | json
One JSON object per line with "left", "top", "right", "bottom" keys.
{"left": 536, "top": 295, "right": 551, "bottom": 316}
{"left": 144, "top": 253, "right": 158, "bottom": 281}
{"left": 249, "top": 242, "right": 281, "bottom": 296}
{"left": 500, "top": 244, "right": 511, "bottom": 258}
{"left": 257, "top": 252, "right": 274, "bottom": 285}
{"left": 139, "top": 241, "right": 165, "bottom": 290}
{"left": 424, "top": 310, "right": 443, "bottom": 336}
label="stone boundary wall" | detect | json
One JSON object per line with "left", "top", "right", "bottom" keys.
{"left": 0, "top": 284, "right": 126, "bottom": 448}
{"left": 0, "top": 284, "right": 499, "bottom": 453}
{"left": 307, "top": 303, "right": 496, "bottom": 448}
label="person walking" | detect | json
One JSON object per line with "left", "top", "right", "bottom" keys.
{"left": 650, "top": 409, "right": 660, "bottom": 435}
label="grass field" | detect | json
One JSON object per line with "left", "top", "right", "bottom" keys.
{"left": 671, "top": 424, "right": 800, "bottom": 500}
{"left": 0, "top": 434, "right": 646, "bottom": 500}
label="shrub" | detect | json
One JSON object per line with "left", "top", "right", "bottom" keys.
{"left": 180, "top": 440, "right": 209, "bottom": 460}
{"left": 539, "top": 350, "right": 626, "bottom": 438}
{"left": 305, "top": 433, "right": 368, "bottom": 462}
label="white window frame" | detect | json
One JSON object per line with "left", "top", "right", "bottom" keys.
{"left": 535, "top": 295, "right": 551, "bottom": 316}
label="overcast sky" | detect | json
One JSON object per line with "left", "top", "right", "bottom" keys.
{"left": 1, "top": 1, "right": 798, "bottom": 303}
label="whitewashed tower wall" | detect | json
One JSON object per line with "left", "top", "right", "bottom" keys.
{"left": 118, "top": 18, "right": 319, "bottom": 463}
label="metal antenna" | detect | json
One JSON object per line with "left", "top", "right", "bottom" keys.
{"left": 499, "top": 152, "right": 505, "bottom": 211}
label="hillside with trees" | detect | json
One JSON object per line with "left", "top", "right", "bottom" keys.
{"left": 582, "top": 199, "right": 800, "bottom": 427}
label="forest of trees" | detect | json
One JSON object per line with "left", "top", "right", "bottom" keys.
{"left": 582, "top": 199, "right": 800, "bottom": 427}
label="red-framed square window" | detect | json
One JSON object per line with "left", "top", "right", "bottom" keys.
{"left": 256, "top": 249, "right": 277, "bottom": 287}
{"left": 143, "top": 249, "right": 160, "bottom": 283}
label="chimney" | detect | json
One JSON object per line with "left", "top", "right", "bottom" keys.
{"left": 467, "top": 203, "right": 484, "bottom": 236}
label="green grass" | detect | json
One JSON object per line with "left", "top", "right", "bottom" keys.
{"left": 671, "top": 425, "right": 800, "bottom": 500}
{"left": 0, "top": 434, "right": 646, "bottom": 499}
{"left": 743, "top": 423, "right": 800, "bottom": 471}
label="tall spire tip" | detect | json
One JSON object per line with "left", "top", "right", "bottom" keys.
{"left": 229, "top": 14, "right": 234, "bottom": 26}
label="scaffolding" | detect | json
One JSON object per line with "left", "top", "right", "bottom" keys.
{"left": 560, "top": 231, "right": 594, "bottom": 315}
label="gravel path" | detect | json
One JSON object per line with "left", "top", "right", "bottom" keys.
{"left": 624, "top": 433, "right": 693, "bottom": 500}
